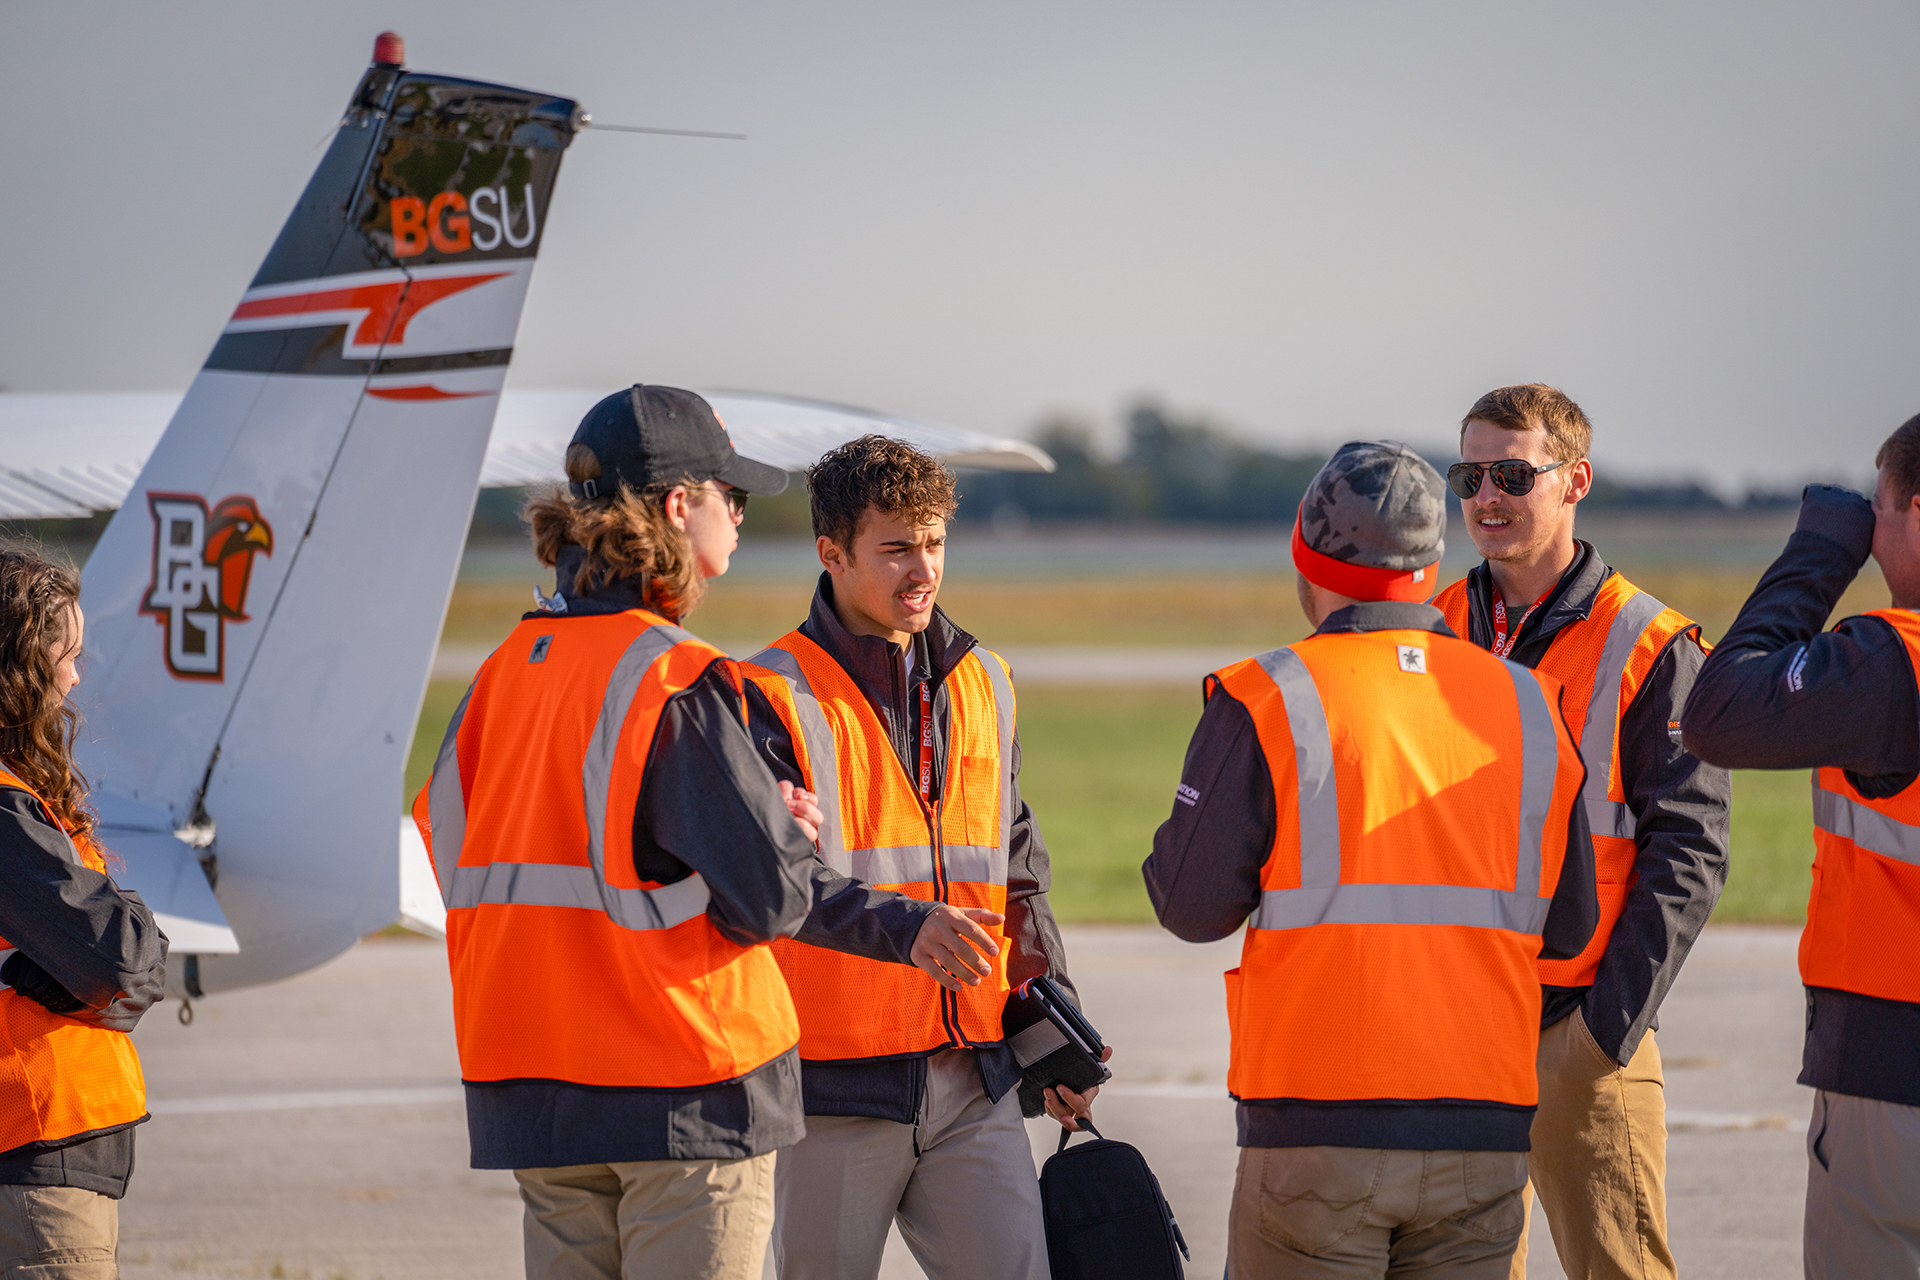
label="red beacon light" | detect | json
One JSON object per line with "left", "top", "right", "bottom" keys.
{"left": 372, "top": 31, "right": 406, "bottom": 68}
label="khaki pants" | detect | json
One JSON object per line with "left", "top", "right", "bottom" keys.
{"left": 1511, "top": 1012, "right": 1672, "bottom": 1280}
{"left": 1804, "top": 1089, "right": 1920, "bottom": 1279}
{"left": 0, "top": 1184, "right": 118, "bottom": 1279}
{"left": 772, "top": 1047, "right": 1048, "bottom": 1280}
{"left": 516, "top": 1153, "right": 776, "bottom": 1280}
{"left": 1229, "top": 1146, "right": 1529, "bottom": 1277}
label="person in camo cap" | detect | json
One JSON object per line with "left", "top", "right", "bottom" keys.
{"left": 1145, "top": 440, "right": 1598, "bottom": 1278}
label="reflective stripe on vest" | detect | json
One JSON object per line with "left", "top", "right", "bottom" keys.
{"left": 1803, "top": 608, "right": 1920, "bottom": 1006}
{"left": 1247, "top": 646, "right": 1560, "bottom": 934}
{"left": 1576, "top": 590, "right": 1667, "bottom": 842}
{"left": 426, "top": 622, "right": 712, "bottom": 931}
{"left": 1811, "top": 786, "right": 1920, "bottom": 867}
{"left": 745, "top": 634, "right": 1017, "bottom": 1058}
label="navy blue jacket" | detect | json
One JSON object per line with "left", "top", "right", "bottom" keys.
{"left": 1682, "top": 486, "right": 1920, "bottom": 1108}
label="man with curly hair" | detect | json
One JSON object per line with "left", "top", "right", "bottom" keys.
{"left": 743, "top": 435, "right": 1094, "bottom": 1280}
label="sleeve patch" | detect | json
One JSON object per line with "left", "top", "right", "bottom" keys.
{"left": 1176, "top": 783, "right": 1201, "bottom": 807}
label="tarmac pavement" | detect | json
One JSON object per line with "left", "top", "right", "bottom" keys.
{"left": 119, "top": 925, "right": 1811, "bottom": 1279}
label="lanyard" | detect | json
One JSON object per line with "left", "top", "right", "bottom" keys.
{"left": 1491, "top": 588, "right": 1553, "bottom": 659}
{"left": 917, "top": 680, "right": 934, "bottom": 803}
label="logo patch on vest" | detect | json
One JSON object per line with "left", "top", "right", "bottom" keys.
{"left": 1176, "top": 783, "right": 1201, "bottom": 807}
{"left": 139, "top": 492, "right": 275, "bottom": 681}
{"left": 1396, "top": 645, "right": 1427, "bottom": 674}
{"left": 529, "top": 635, "right": 553, "bottom": 664}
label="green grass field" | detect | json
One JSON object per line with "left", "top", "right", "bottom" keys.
{"left": 406, "top": 680, "right": 1817, "bottom": 926}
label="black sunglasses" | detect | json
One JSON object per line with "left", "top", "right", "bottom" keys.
{"left": 723, "top": 487, "right": 749, "bottom": 518}
{"left": 1446, "top": 458, "right": 1567, "bottom": 500}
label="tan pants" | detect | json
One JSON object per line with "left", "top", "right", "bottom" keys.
{"left": 516, "top": 1153, "right": 777, "bottom": 1280}
{"left": 1510, "top": 1012, "right": 1673, "bottom": 1280}
{"left": 1804, "top": 1089, "right": 1920, "bottom": 1279}
{"left": 771, "top": 1047, "right": 1048, "bottom": 1280}
{"left": 1229, "top": 1145, "right": 1529, "bottom": 1277}
{"left": 0, "top": 1184, "right": 118, "bottom": 1279}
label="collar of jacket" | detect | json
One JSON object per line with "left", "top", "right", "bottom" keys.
{"left": 1464, "top": 538, "right": 1613, "bottom": 648}
{"left": 798, "top": 572, "right": 978, "bottom": 707}
{"left": 538, "top": 544, "right": 670, "bottom": 620}
{"left": 1313, "top": 600, "right": 1457, "bottom": 637}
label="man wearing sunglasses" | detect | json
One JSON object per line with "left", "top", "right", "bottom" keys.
{"left": 1434, "top": 384, "right": 1730, "bottom": 1280}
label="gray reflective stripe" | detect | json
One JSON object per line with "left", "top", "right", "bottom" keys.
{"left": 0, "top": 946, "right": 12, "bottom": 991}
{"left": 425, "top": 686, "right": 473, "bottom": 909}
{"left": 582, "top": 624, "right": 696, "bottom": 881}
{"left": 445, "top": 861, "right": 712, "bottom": 929}
{"left": 1505, "top": 662, "right": 1559, "bottom": 895}
{"left": 1812, "top": 787, "right": 1920, "bottom": 867}
{"left": 1580, "top": 591, "right": 1667, "bottom": 842}
{"left": 1255, "top": 647, "right": 1339, "bottom": 887}
{"left": 1008, "top": 1017, "right": 1070, "bottom": 1068}
{"left": 976, "top": 648, "right": 1019, "bottom": 864}
{"left": 1250, "top": 884, "right": 1552, "bottom": 933}
{"left": 847, "top": 845, "right": 935, "bottom": 886}
{"left": 748, "top": 644, "right": 848, "bottom": 876}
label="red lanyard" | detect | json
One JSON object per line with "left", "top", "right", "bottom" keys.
{"left": 1491, "top": 588, "right": 1553, "bottom": 659}
{"left": 917, "top": 681, "right": 934, "bottom": 803}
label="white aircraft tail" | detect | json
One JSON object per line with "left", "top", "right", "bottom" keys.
{"left": 74, "top": 42, "right": 580, "bottom": 992}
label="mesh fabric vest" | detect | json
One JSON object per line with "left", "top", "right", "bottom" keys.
{"left": 1216, "top": 628, "right": 1584, "bottom": 1106}
{"left": 744, "top": 633, "right": 1016, "bottom": 1060}
{"left": 0, "top": 769, "right": 148, "bottom": 1152}
{"left": 1437, "top": 571, "right": 1699, "bottom": 986}
{"left": 1803, "top": 608, "right": 1920, "bottom": 1005}
{"left": 413, "top": 611, "right": 800, "bottom": 1089}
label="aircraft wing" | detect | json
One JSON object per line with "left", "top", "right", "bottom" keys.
{"left": 0, "top": 388, "right": 1053, "bottom": 521}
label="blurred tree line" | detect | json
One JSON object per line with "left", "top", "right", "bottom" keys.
{"left": 957, "top": 402, "right": 1797, "bottom": 530}
{"left": 454, "top": 400, "right": 1799, "bottom": 542}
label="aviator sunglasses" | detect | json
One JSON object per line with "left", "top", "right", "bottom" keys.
{"left": 1445, "top": 458, "right": 1567, "bottom": 500}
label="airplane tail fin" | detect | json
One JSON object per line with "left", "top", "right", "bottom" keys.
{"left": 76, "top": 37, "right": 579, "bottom": 992}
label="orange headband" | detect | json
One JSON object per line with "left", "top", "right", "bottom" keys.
{"left": 1290, "top": 511, "right": 1437, "bottom": 602}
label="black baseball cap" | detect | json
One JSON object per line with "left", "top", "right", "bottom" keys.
{"left": 567, "top": 385, "right": 790, "bottom": 500}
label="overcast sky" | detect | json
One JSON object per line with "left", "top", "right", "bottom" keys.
{"left": 4, "top": 1, "right": 1916, "bottom": 490}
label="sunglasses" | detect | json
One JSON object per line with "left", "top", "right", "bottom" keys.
{"left": 721, "top": 487, "right": 749, "bottom": 518}
{"left": 1446, "top": 458, "right": 1567, "bottom": 500}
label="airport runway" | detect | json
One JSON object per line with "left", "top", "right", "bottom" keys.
{"left": 120, "top": 926, "right": 1809, "bottom": 1279}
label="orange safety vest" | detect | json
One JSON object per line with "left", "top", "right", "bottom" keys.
{"left": 412, "top": 611, "right": 800, "bottom": 1090}
{"left": 1217, "top": 629, "right": 1584, "bottom": 1106}
{"left": 743, "top": 633, "right": 1016, "bottom": 1060}
{"left": 1437, "top": 572, "right": 1699, "bottom": 987}
{"left": 1803, "top": 608, "right": 1920, "bottom": 1006}
{"left": 0, "top": 769, "right": 148, "bottom": 1153}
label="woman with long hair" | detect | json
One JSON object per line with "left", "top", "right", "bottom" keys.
{"left": 0, "top": 548, "right": 166, "bottom": 1274}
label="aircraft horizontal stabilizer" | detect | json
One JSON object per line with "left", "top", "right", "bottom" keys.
{"left": 397, "top": 819, "right": 447, "bottom": 940}
{"left": 90, "top": 792, "right": 239, "bottom": 956}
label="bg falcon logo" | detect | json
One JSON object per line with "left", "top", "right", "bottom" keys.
{"left": 140, "top": 494, "right": 275, "bottom": 681}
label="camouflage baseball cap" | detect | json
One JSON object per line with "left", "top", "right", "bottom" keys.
{"left": 1291, "top": 441, "right": 1446, "bottom": 601}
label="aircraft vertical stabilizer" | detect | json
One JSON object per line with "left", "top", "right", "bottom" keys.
{"left": 75, "top": 39, "right": 579, "bottom": 992}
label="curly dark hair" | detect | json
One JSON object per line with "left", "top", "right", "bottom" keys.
{"left": 0, "top": 548, "right": 92, "bottom": 837}
{"left": 808, "top": 435, "right": 959, "bottom": 552}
